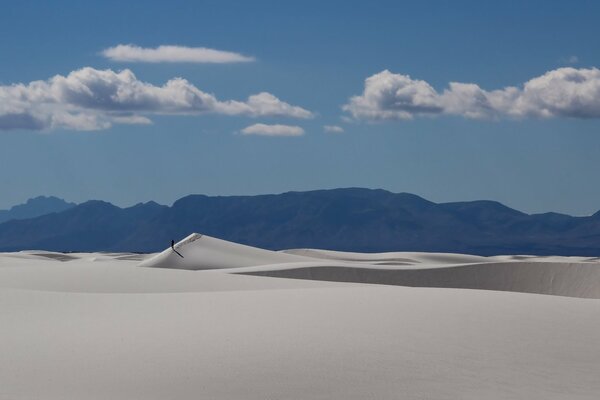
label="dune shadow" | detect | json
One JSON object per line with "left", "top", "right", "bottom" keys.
{"left": 172, "top": 248, "right": 184, "bottom": 258}
{"left": 32, "top": 253, "right": 78, "bottom": 262}
{"left": 239, "top": 262, "right": 600, "bottom": 299}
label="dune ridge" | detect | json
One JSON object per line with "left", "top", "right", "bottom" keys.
{"left": 136, "top": 233, "right": 600, "bottom": 299}
{"left": 137, "top": 233, "right": 312, "bottom": 270}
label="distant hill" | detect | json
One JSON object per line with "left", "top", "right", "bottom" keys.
{"left": 0, "top": 196, "right": 76, "bottom": 224}
{"left": 0, "top": 188, "right": 599, "bottom": 255}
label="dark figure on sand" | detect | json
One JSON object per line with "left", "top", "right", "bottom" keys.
{"left": 171, "top": 239, "right": 184, "bottom": 258}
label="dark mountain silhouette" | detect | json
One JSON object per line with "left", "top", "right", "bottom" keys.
{"left": 0, "top": 188, "right": 599, "bottom": 255}
{"left": 0, "top": 196, "right": 76, "bottom": 224}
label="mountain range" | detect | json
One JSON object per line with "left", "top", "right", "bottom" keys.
{"left": 0, "top": 188, "right": 599, "bottom": 255}
{"left": 0, "top": 196, "right": 76, "bottom": 224}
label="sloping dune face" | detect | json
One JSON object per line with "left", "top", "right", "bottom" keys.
{"left": 243, "top": 262, "right": 600, "bottom": 299}
{"left": 140, "top": 233, "right": 600, "bottom": 298}
{"left": 138, "top": 233, "right": 311, "bottom": 270}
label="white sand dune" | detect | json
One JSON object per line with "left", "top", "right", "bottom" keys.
{"left": 284, "top": 247, "right": 494, "bottom": 264}
{"left": 1, "top": 233, "right": 599, "bottom": 399}
{"left": 140, "top": 233, "right": 600, "bottom": 299}
{"left": 138, "top": 233, "right": 312, "bottom": 270}
{"left": 239, "top": 261, "right": 600, "bottom": 298}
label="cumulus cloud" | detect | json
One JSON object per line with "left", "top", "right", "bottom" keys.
{"left": 343, "top": 67, "right": 600, "bottom": 121}
{"left": 102, "top": 44, "right": 254, "bottom": 63}
{"left": 232, "top": 92, "right": 313, "bottom": 119}
{"left": 0, "top": 67, "right": 312, "bottom": 131}
{"left": 240, "top": 123, "right": 304, "bottom": 137}
{"left": 323, "top": 125, "right": 344, "bottom": 133}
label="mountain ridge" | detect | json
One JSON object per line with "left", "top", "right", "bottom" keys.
{"left": 0, "top": 196, "right": 76, "bottom": 224}
{"left": 1, "top": 188, "right": 599, "bottom": 255}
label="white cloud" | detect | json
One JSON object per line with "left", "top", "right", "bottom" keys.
{"left": 0, "top": 67, "right": 312, "bottom": 131}
{"left": 102, "top": 44, "right": 254, "bottom": 63}
{"left": 240, "top": 123, "right": 304, "bottom": 137}
{"left": 343, "top": 67, "right": 600, "bottom": 121}
{"left": 225, "top": 92, "right": 313, "bottom": 119}
{"left": 323, "top": 125, "right": 344, "bottom": 133}
{"left": 344, "top": 71, "right": 443, "bottom": 121}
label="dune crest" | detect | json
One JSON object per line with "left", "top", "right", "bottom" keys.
{"left": 138, "top": 233, "right": 310, "bottom": 270}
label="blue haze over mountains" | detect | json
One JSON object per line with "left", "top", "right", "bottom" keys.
{"left": 0, "top": 196, "right": 76, "bottom": 224}
{"left": 1, "top": 188, "right": 600, "bottom": 256}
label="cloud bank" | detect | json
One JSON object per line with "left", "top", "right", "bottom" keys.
{"left": 102, "top": 44, "right": 255, "bottom": 63}
{"left": 241, "top": 123, "right": 304, "bottom": 137}
{"left": 0, "top": 67, "right": 312, "bottom": 131}
{"left": 344, "top": 67, "right": 600, "bottom": 121}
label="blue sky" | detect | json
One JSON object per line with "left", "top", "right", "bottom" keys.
{"left": 1, "top": 0, "right": 600, "bottom": 215}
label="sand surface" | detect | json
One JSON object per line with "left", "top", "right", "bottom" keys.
{"left": 1, "top": 234, "right": 599, "bottom": 399}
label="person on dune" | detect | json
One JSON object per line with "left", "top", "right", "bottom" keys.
{"left": 171, "top": 239, "right": 184, "bottom": 258}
